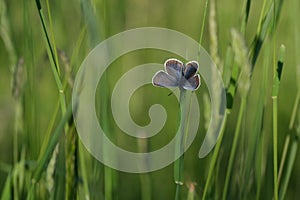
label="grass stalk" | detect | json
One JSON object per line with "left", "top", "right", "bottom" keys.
{"left": 278, "top": 90, "right": 299, "bottom": 188}
{"left": 277, "top": 135, "right": 290, "bottom": 185}
{"left": 138, "top": 135, "right": 152, "bottom": 200}
{"left": 34, "top": 0, "right": 68, "bottom": 134}
{"left": 104, "top": 166, "right": 113, "bottom": 200}
{"left": 279, "top": 126, "right": 300, "bottom": 200}
{"left": 272, "top": 94, "right": 279, "bottom": 200}
{"left": 65, "top": 126, "right": 77, "bottom": 200}
{"left": 221, "top": 98, "right": 246, "bottom": 200}
{"left": 140, "top": 174, "right": 152, "bottom": 200}
{"left": 174, "top": 89, "right": 187, "bottom": 200}
{"left": 272, "top": 44, "right": 285, "bottom": 200}
{"left": 45, "top": 0, "right": 61, "bottom": 76}
{"left": 78, "top": 142, "right": 91, "bottom": 200}
{"left": 35, "top": 0, "right": 67, "bottom": 117}
{"left": 255, "top": 129, "right": 265, "bottom": 200}
{"left": 198, "top": 0, "right": 209, "bottom": 46}
{"left": 202, "top": 110, "right": 229, "bottom": 199}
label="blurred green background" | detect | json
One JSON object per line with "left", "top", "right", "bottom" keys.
{"left": 0, "top": 0, "right": 299, "bottom": 199}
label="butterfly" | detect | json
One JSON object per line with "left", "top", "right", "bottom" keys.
{"left": 152, "top": 58, "right": 201, "bottom": 91}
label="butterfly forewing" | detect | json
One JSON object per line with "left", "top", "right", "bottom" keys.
{"left": 182, "top": 74, "right": 201, "bottom": 91}
{"left": 152, "top": 70, "right": 179, "bottom": 88}
{"left": 184, "top": 61, "right": 199, "bottom": 79}
{"left": 164, "top": 58, "right": 184, "bottom": 81}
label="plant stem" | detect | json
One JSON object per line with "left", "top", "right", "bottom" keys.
{"left": 278, "top": 82, "right": 300, "bottom": 190}
{"left": 78, "top": 142, "right": 91, "bottom": 200}
{"left": 202, "top": 110, "right": 229, "bottom": 199}
{"left": 279, "top": 131, "right": 300, "bottom": 200}
{"left": 272, "top": 96, "right": 279, "bottom": 200}
{"left": 222, "top": 98, "right": 246, "bottom": 200}
{"left": 35, "top": 0, "right": 68, "bottom": 132}
{"left": 272, "top": 44, "right": 285, "bottom": 200}
{"left": 140, "top": 174, "right": 152, "bottom": 200}
{"left": 199, "top": 0, "right": 209, "bottom": 46}
{"left": 174, "top": 89, "right": 188, "bottom": 200}
{"left": 278, "top": 0, "right": 300, "bottom": 197}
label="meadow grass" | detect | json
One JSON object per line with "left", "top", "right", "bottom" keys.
{"left": 0, "top": 0, "right": 299, "bottom": 199}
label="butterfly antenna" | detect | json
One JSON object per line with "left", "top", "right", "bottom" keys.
{"left": 168, "top": 88, "right": 177, "bottom": 96}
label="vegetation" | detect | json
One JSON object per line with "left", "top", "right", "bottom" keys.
{"left": 0, "top": 0, "right": 299, "bottom": 199}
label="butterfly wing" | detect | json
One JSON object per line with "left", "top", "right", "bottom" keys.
{"left": 184, "top": 61, "right": 199, "bottom": 79}
{"left": 182, "top": 74, "right": 201, "bottom": 91}
{"left": 164, "top": 58, "right": 184, "bottom": 81}
{"left": 152, "top": 70, "right": 179, "bottom": 88}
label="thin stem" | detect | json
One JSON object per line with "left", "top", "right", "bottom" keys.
{"left": 138, "top": 135, "right": 152, "bottom": 200}
{"left": 202, "top": 110, "right": 229, "bottom": 199}
{"left": 78, "top": 142, "right": 91, "bottom": 200}
{"left": 272, "top": 44, "right": 285, "bottom": 200}
{"left": 277, "top": 133, "right": 289, "bottom": 185}
{"left": 45, "top": 0, "right": 61, "bottom": 75}
{"left": 278, "top": 0, "right": 300, "bottom": 197}
{"left": 174, "top": 89, "right": 187, "bottom": 200}
{"left": 272, "top": 0, "right": 277, "bottom": 197}
{"left": 199, "top": 0, "right": 209, "bottom": 46}
{"left": 278, "top": 91, "right": 299, "bottom": 186}
{"left": 175, "top": 184, "right": 181, "bottom": 200}
{"left": 35, "top": 0, "right": 67, "bottom": 122}
{"left": 140, "top": 174, "right": 152, "bottom": 200}
{"left": 104, "top": 167, "right": 113, "bottom": 200}
{"left": 279, "top": 131, "right": 300, "bottom": 200}
{"left": 222, "top": 98, "right": 246, "bottom": 200}
{"left": 255, "top": 128, "right": 265, "bottom": 200}
{"left": 272, "top": 96, "right": 279, "bottom": 200}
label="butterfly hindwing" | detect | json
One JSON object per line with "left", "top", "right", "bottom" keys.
{"left": 182, "top": 74, "right": 201, "bottom": 91}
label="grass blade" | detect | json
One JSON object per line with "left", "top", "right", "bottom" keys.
{"left": 249, "top": 0, "right": 284, "bottom": 66}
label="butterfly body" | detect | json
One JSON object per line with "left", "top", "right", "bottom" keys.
{"left": 152, "top": 58, "right": 201, "bottom": 91}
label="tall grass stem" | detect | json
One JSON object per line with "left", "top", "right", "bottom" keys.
{"left": 222, "top": 98, "right": 246, "bottom": 200}
{"left": 202, "top": 110, "right": 229, "bottom": 199}
{"left": 174, "top": 89, "right": 187, "bottom": 200}
{"left": 272, "top": 44, "right": 285, "bottom": 200}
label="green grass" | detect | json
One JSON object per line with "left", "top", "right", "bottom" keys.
{"left": 0, "top": 0, "right": 299, "bottom": 199}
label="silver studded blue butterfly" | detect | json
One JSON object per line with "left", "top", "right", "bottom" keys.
{"left": 152, "top": 58, "right": 201, "bottom": 91}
